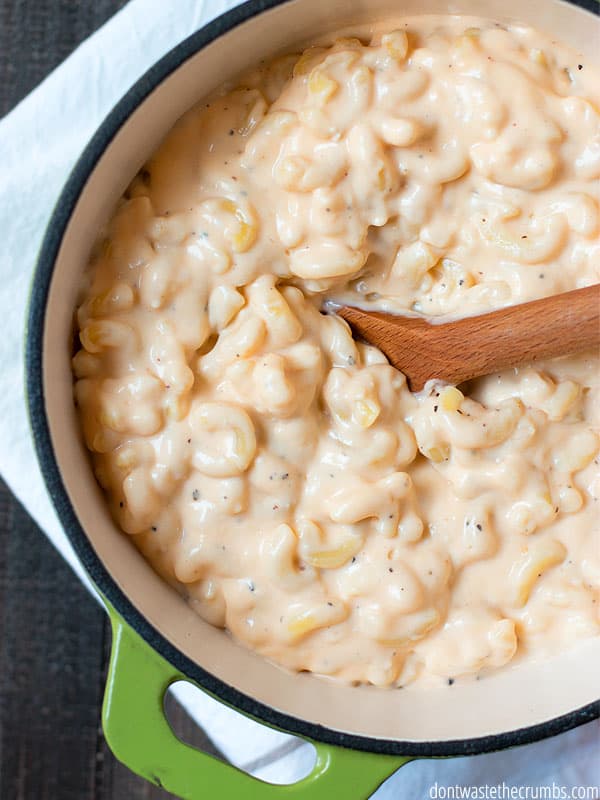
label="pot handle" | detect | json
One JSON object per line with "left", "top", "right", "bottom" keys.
{"left": 102, "top": 606, "right": 410, "bottom": 799}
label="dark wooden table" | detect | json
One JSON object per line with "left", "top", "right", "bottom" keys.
{"left": 0, "top": 3, "right": 223, "bottom": 798}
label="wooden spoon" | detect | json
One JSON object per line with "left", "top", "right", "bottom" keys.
{"left": 337, "top": 284, "right": 600, "bottom": 392}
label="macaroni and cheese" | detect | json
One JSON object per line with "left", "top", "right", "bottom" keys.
{"left": 73, "top": 16, "right": 600, "bottom": 687}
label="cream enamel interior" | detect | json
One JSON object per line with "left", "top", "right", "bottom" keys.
{"left": 42, "top": 0, "right": 599, "bottom": 743}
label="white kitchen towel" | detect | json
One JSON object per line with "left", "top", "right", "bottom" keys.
{"left": 0, "top": 0, "right": 597, "bottom": 793}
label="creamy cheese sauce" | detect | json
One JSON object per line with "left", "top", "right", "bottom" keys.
{"left": 73, "top": 16, "right": 600, "bottom": 687}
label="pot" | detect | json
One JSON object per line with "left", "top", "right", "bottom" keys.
{"left": 26, "top": 0, "right": 600, "bottom": 797}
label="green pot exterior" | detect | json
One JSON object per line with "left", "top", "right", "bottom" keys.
{"left": 102, "top": 605, "right": 411, "bottom": 799}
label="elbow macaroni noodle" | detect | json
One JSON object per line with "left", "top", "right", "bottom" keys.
{"left": 73, "top": 16, "right": 599, "bottom": 687}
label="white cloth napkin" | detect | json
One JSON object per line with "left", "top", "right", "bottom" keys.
{"left": 0, "top": 0, "right": 597, "bottom": 793}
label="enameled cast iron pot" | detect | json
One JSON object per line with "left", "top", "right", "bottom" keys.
{"left": 26, "top": 0, "right": 600, "bottom": 797}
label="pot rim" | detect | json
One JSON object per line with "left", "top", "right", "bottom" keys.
{"left": 25, "top": 0, "right": 600, "bottom": 756}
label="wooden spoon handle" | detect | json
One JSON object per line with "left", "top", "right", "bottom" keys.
{"left": 338, "top": 284, "right": 600, "bottom": 392}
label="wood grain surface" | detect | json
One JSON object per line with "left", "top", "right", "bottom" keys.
{"left": 0, "top": 3, "right": 225, "bottom": 798}
{"left": 339, "top": 284, "right": 600, "bottom": 391}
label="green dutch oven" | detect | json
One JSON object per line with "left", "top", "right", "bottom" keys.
{"left": 26, "top": 0, "right": 600, "bottom": 797}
